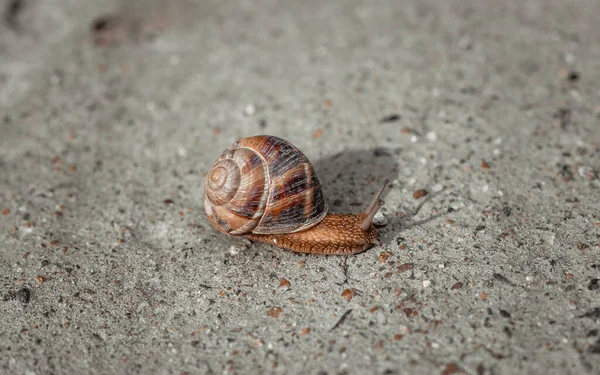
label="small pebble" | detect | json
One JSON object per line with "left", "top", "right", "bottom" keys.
{"left": 438, "top": 264, "right": 445, "bottom": 269}
{"left": 565, "top": 53, "right": 575, "bottom": 64}
{"left": 244, "top": 104, "right": 256, "bottom": 116}
{"left": 413, "top": 189, "right": 428, "bottom": 199}
{"left": 450, "top": 201, "right": 466, "bottom": 210}
{"left": 21, "top": 226, "right": 33, "bottom": 234}
{"left": 229, "top": 242, "right": 250, "bottom": 255}
{"left": 431, "top": 184, "right": 444, "bottom": 193}
{"left": 578, "top": 165, "right": 595, "bottom": 180}
{"left": 422, "top": 280, "right": 432, "bottom": 288}
{"left": 372, "top": 211, "right": 388, "bottom": 227}
{"left": 312, "top": 129, "right": 324, "bottom": 139}
{"left": 425, "top": 131, "right": 437, "bottom": 142}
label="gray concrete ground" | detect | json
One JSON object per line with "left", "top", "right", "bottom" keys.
{"left": 1, "top": 0, "right": 599, "bottom": 374}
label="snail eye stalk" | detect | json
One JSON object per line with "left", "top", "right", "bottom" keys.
{"left": 360, "top": 179, "right": 389, "bottom": 231}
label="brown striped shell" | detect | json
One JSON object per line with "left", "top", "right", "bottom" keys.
{"left": 204, "top": 135, "right": 328, "bottom": 235}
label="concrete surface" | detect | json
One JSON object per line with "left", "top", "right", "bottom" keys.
{"left": 1, "top": 0, "right": 600, "bottom": 374}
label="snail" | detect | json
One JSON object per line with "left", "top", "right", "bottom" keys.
{"left": 203, "top": 135, "right": 389, "bottom": 255}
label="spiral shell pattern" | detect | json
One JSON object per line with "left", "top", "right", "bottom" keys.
{"left": 204, "top": 135, "right": 328, "bottom": 235}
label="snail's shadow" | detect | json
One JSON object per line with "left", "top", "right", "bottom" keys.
{"left": 312, "top": 148, "right": 447, "bottom": 244}
{"left": 312, "top": 147, "right": 400, "bottom": 214}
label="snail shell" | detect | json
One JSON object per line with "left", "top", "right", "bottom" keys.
{"left": 204, "top": 135, "right": 328, "bottom": 236}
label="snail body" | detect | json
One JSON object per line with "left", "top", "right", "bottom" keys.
{"left": 204, "top": 135, "right": 388, "bottom": 255}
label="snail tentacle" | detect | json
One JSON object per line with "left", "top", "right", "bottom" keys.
{"left": 360, "top": 179, "right": 389, "bottom": 231}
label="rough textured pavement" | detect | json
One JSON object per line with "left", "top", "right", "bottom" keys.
{"left": 1, "top": 0, "right": 600, "bottom": 374}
